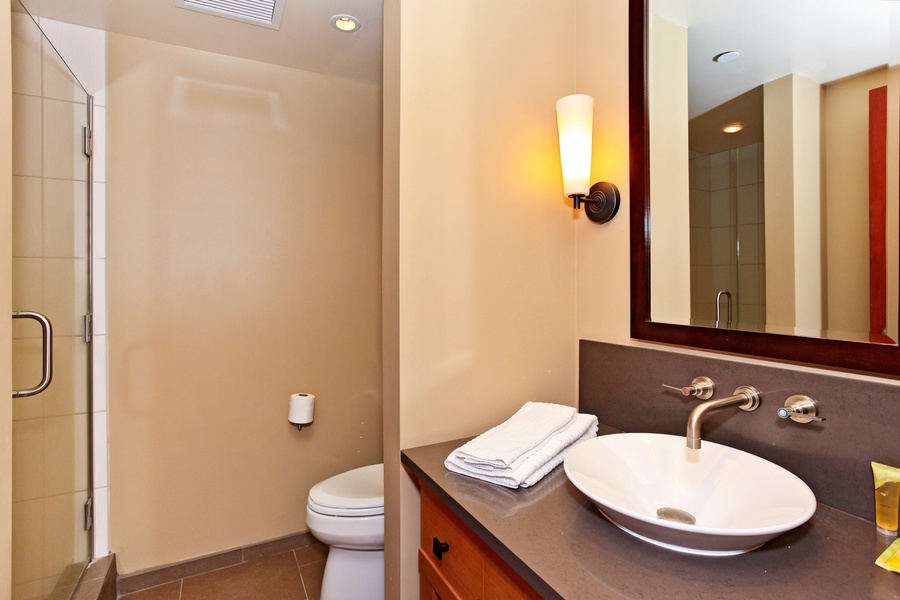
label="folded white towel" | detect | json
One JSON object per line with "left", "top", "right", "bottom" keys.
{"left": 453, "top": 402, "right": 577, "bottom": 469}
{"left": 445, "top": 412, "right": 598, "bottom": 489}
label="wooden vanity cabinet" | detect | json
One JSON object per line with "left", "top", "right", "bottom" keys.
{"left": 418, "top": 485, "right": 542, "bottom": 600}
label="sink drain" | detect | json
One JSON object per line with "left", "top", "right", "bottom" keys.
{"left": 656, "top": 507, "right": 696, "bottom": 525}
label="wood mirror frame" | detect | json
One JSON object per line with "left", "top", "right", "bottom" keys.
{"left": 628, "top": 0, "right": 900, "bottom": 377}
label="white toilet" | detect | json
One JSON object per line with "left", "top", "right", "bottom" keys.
{"left": 306, "top": 463, "right": 384, "bottom": 600}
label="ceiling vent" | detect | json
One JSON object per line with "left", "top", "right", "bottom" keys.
{"left": 174, "top": 0, "right": 286, "bottom": 30}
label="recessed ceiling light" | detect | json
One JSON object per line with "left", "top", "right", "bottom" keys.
{"left": 713, "top": 51, "right": 740, "bottom": 63}
{"left": 331, "top": 14, "right": 361, "bottom": 32}
{"left": 722, "top": 122, "right": 744, "bottom": 134}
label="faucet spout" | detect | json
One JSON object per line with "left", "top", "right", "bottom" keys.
{"left": 686, "top": 386, "right": 760, "bottom": 449}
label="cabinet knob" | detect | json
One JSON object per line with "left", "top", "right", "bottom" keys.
{"left": 432, "top": 537, "right": 450, "bottom": 560}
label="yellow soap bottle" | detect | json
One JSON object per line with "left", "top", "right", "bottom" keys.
{"left": 872, "top": 462, "right": 900, "bottom": 535}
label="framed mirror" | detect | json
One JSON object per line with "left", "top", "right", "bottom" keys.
{"left": 629, "top": 0, "right": 900, "bottom": 376}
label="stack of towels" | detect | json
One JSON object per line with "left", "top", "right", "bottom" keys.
{"left": 444, "top": 402, "right": 598, "bottom": 489}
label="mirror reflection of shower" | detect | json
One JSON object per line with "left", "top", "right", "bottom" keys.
{"left": 689, "top": 143, "right": 767, "bottom": 331}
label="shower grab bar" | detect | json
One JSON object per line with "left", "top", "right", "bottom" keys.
{"left": 12, "top": 311, "right": 53, "bottom": 398}
{"left": 715, "top": 291, "right": 732, "bottom": 329}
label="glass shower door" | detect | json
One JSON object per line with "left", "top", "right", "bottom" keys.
{"left": 11, "top": 2, "right": 93, "bottom": 598}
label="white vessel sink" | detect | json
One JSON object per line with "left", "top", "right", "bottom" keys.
{"left": 564, "top": 433, "right": 816, "bottom": 556}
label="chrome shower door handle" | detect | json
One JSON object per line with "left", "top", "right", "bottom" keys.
{"left": 715, "top": 290, "right": 733, "bottom": 329}
{"left": 12, "top": 311, "right": 53, "bottom": 398}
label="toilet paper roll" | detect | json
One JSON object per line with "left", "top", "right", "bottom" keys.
{"left": 289, "top": 393, "right": 315, "bottom": 425}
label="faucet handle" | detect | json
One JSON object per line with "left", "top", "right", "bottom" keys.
{"left": 662, "top": 376, "right": 715, "bottom": 400}
{"left": 777, "top": 395, "right": 825, "bottom": 423}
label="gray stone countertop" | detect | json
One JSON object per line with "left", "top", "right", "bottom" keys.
{"left": 400, "top": 429, "right": 900, "bottom": 600}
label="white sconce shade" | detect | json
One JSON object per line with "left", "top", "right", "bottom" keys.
{"left": 556, "top": 94, "right": 594, "bottom": 197}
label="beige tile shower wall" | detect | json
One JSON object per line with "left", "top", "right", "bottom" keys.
{"left": 106, "top": 34, "right": 383, "bottom": 574}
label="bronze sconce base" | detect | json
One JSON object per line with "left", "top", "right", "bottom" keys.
{"left": 571, "top": 181, "right": 620, "bottom": 223}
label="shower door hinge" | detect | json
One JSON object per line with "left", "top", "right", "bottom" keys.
{"left": 83, "top": 314, "right": 93, "bottom": 343}
{"left": 84, "top": 496, "right": 93, "bottom": 531}
{"left": 82, "top": 126, "right": 93, "bottom": 158}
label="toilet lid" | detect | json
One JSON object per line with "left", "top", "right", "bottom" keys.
{"left": 308, "top": 463, "right": 384, "bottom": 517}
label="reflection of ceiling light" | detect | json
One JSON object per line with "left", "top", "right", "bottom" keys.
{"left": 331, "top": 14, "right": 361, "bottom": 32}
{"left": 713, "top": 51, "right": 740, "bottom": 63}
{"left": 722, "top": 122, "right": 744, "bottom": 134}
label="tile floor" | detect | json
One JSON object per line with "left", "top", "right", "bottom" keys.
{"left": 118, "top": 544, "right": 327, "bottom": 600}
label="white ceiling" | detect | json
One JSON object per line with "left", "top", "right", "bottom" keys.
{"left": 651, "top": 0, "right": 900, "bottom": 118}
{"left": 20, "top": 0, "right": 896, "bottom": 112}
{"left": 17, "top": 0, "right": 384, "bottom": 84}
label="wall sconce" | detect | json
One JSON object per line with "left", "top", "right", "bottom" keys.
{"left": 556, "top": 94, "right": 620, "bottom": 224}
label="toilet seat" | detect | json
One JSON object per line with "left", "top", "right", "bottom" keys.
{"left": 308, "top": 463, "right": 384, "bottom": 517}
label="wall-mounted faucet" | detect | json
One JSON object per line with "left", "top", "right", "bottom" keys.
{"left": 686, "top": 386, "right": 760, "bottom": 449}
{"left": 662, "top": 376, "right": 715, "bottom": 400}
{"left": 777, "top": 395, "right": 825, "bottom": 424}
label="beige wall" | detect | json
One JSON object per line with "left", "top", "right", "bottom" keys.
{"left": 825, "top": 68, "right": 890, "bottom": 337}
{"left": 5, "top": 0, "right": 900, "bottom": 596}
{"left": 760, "top": 67, "right": 900, "bottom": 340}
{"left": 385, "top": 1, "right": 580, "bottom": 596}
{"left": 764, "top": 74, "right": 824, "bottom": 335}
{"left": 763, "top": 75, "right": 798, "bottom": 332}
{"left": 648, "top": 15, "right": 691, "bottom": 325}
{"left": 1, "top": 5, "right": 14, "bottom": 600}
{"left": 575, "top": 0, "right": 633, "bottom": 342}
{"left": 106, "top": 34, "right": 383, "bottom": 573}
{"left": 381, "top": 0, "right": 400, "bottom": 596}
{"left": 385, "top": 0, "right": 634, "bottom": 595}
{"left": 790, "top": 74, "right": 823, "bottom": 334}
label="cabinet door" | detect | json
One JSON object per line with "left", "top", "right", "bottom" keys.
{"left": 484, "top": 554, "right": 543, "bottom": 600}
{"left": 420, "top": 486, "right": 485, "bottom": 599}
{"left": 419, "top": 547, "right": 463, "bottom": 600}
